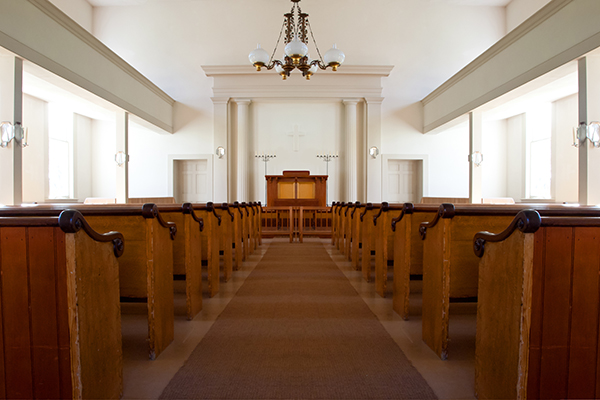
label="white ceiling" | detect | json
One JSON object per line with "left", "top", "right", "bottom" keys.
{"left": 86, "top": 0, "right": 512, "bottom": 8}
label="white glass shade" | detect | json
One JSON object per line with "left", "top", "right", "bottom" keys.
{"left": 248, "top": 44, "right": 270, "bottom": 66}
{"left": 308, "top": 64, "right": 318, "bottom": 74}
{"left": 284, "top": 35, "right": 308, "bottom": 59}
{"left": 324, "top": 44, "right": 345, "bottom": 67}
{"left": 275, "top": 64, "right": 284, "bottom": 74}
{"left": 0, "top": 122, "right": 14, "bottom": 148}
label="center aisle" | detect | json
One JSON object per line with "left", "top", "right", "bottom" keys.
{"left": 160, "top": 240, "right": 437, "bottom": 399}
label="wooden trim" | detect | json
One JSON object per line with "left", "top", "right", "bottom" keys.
{"left": 473, "top": 210, "right": 542, "bottom": 257}
{"left": 419, "top": 203, "right": 455, "bottom": 239}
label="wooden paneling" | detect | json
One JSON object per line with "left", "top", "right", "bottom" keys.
{"left": 1, "top": 227, "right": 34, "bottom": 399}
{"left": 475, "top": 230, "right": 531, "bottom": 399}
{"left": 185, "top": 215, "right": 203, "bottom": 319}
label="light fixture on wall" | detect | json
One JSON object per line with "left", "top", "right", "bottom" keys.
{"left": 317, "top": 152, "right": 338, "bottom": 206}
{"left": 0, "top": 121, "right": 28, "bottom": 148}
{"left": 115, "top": 151, "right": 128, "bottom": 167}
{"left": 248, "top": 0, "right": 345, "bottom": 81}
{"left": 573, "top": 121, "right": 600, "bottom": 148}
{"left": 468, "top": 151, "right": 483, "bottom": 167}
{"left": 369, "top": 146, "right": 379, "bottom": 159}
{"left": 216, "top": 146, "right": 226, "bottom": 158}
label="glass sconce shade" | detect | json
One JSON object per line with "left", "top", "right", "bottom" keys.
{"left": 0, "top": 122, "right": 14, "bottom": 147}
{"left": 249, "top": 44, "right": 270, "bottom": 67}
{"left": 324, "top": 44, "right": 345, "bottom": 69}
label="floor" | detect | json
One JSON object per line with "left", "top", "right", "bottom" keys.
{"left": 121, "top": 238, "right": 476, "bottom": 400}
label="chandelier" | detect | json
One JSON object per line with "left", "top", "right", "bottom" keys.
{"left": 248, "top": 0, "right": 345, "bottom": 80}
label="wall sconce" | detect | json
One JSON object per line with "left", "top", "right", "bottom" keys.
{"left": 469, "top": 151, "right": 484, "bottom": 167}
{"left": 573, "top": 122, "right": 600, "bottom": 148}
{"left": 216, "top": 146, "right": 226, "bottom": 158}
{"left": 1, "top": 121, "right": 28, "bottom": 148}
{"left": 369, "top": 146, "right": 379, "bottom": 159}
{"left": 115, "top": 151, "right": 128, "bottom": 167}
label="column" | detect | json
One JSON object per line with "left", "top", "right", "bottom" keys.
{"left": 344, "top": 99, "right": 359, "bottom": 202}
{"left": 469, "top": 111, "right": 483, "bottom": 203}
{"left": 365, "top": 97, "right": 383, "bottom": 203}
{"left": 234, "top": 99, "right": 251, "bottom": 202}
{"left": 115, "top": 110, "right": 128, "bottom": 204}
{"left": 212, "top": 97, "right": 229, "bottom": 202}
{"left": 0, "top": 56, "right": 22, "bottom": 205}
{"left": 578, "top": 56, "right": 600, "bottom": 205}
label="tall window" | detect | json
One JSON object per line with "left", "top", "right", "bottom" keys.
{"left": 48, "top": 105, "right": 73, "bottom": 199}
{"left": 529, "top": 138, "right": 551, "bottom": 199}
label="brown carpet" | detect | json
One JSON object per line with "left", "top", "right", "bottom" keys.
{"left": 160, "top": 240, "right": 437, "bottom": 400}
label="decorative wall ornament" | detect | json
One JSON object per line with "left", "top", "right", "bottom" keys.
{"left": 216, "top": 146, "right": 226, "bottom": 158}
{"left": 248, "top": 0, "right": 345, "bottom": 80}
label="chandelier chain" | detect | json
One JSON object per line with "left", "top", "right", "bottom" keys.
{"left": 269, "top": 19, "right": 286, "bottom": 65}
{"left": 307, "top": 19, "right": 324, "bottom": 64}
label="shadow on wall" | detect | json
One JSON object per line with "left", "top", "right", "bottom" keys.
{"left": 173, "top": 102, "right": 207, "bottom": 133}
{"left": 389, "top": 102, "right": 424, "bottom": 134}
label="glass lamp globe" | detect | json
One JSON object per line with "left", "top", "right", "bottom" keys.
{"left": 284, "top": 34, "right": 308, "bottom": 63}
{"left": 274, "top": 64, "right": 287, "bottom": 80}
{"left": 249, "top": 44, "right": 270, "bottom": 70}
{"left": 305, "top": 63, "right": 318, "bottom": 80}
{"left": 324, "top": 44, "right": 345, "bottom": 71}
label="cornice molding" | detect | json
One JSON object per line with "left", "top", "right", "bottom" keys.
{"left": 202, "top": 65, "right": 394, "bottom": 77}
{"left": 421, "top": 0, "right": 573, "bottom": 105}
{"left": 27, "top": 0, "right": 175, "bottom": 106}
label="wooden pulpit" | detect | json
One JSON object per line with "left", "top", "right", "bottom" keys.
{"left": 266, "top": 171, "right": 328, "bottom": 207}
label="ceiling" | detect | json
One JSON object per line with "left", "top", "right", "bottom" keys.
{"left": 86, "top": 0, "right": 512, "bottom": 8}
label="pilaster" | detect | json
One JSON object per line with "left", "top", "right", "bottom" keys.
{"left": 469, "top": 111, "right": 483, "bottom": 203}
{"left": 344, "top": 99, "right": 360, "bottom": 202}
{"left": 234, "top": 99, "right": 251, "bottom": 201}
{"left": 212, "top": 97, "right": 229, "bottom": 202}
{"left": 115, "top": 110, "right": 129, "bottom": 203}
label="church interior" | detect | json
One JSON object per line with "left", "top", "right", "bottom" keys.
{"left": 1, "top": 0, "right": 600, "bottom": 399}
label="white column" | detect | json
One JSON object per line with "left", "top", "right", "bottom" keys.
{"left": 212, "top": 97, "right": 229, "bottom": 202}
{"left": 578, "top": 56, "right": 600, "bottom": 205}
{"left": 115, "top": 110, "right": 128, "bottom": 204}
{"left": 234, "top": 99, "right": 251, "bottom": 202}
{"left": 365, "top": 97, "right": 383, "bottom": 203}
{"left": 0, "top": 56, "right": 22, "bottom": 205}
{"left": 344, "top": 99, "right": 359, "bottom": 202}
{"left": 469, "top": 111, "right": 483, "bottom": 203}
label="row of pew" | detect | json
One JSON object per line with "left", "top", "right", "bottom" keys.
{"left": 331, "top": 201, "right": 600, "bottom": 399}
{"left": 0, "top": 201, "right": 262, "bottom": 399}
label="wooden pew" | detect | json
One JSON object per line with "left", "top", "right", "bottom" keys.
{"left": 419, "top": 203, "right": 600, "bottom": 360}
{"left": 156, "top": 203, "right": 204, "bottom": 320}
{"left": 360, "top": 203, "right": 380, "bottom": 282}
{"left": 390, "top": 203, "right": 438, "bottom": 320}
{"left": 335, "top": 203, "right": 348, "bottom": 250}
{"left": 419, "top": 204, "right": 517, "bottom": 360}
{"left": 342, "top": 203, "right": 354, "bottom": 259}
{"left": 250, "top": 202, "right": 260, "bottom": 251}
{"left": 350, "top": 202, "right": 365, "bottom": 270}
{"left": 215, "top": 203, "right": 235, "bottom": 282}
{"left": 474, "top": 210, "right": 600, "bottom": 399}
{"left": 330, "top": 202, "right": 339, "bottom": 246}
{"left": 0, "top": 210, "right": 124, "bottom": 399}
{"left": 0, "top": 204, "right": 176, "bottom": 361}
{"left": 256, "top": 201, "right": 263, "bottom": 246}
{"left": 193, "top": 202, "right": 222, "bottom": 297}
{"left": 232, "top": 202, "right": 244, "bottom": 270}
{"left": 372, "top": 202, "right": 403, "bottom": 298}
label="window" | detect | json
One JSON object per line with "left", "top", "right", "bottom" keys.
{"left": 529, "top": 138, "right": 551, "bottom": 199}
{"left": 47, "top": 105, "right": 74, "bottom": 199}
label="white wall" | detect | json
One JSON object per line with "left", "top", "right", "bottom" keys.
{"left": 22, "top": 94, "right": 47, "bottom": 202}
{"left": 506, "top": 0, "right": 552, "bottom": 33}
{"left": 482, "top": 119, "right": 508, "bottom": 198}
{"left": 552, "top": 94, "right": 578, "bottom": 203}
{"left": 91, "top": 119, "right": 116, "bottom": 198}
{"left": 250, "top": 101, "right": 343, "bottom": 203}
{"left": 506, "top": 113, "right": 525, "bottom": 201}
{"left": 74, "top": 113, "right": 92, "bottom": 200}
{"left": 92, "top": 0, "right": 506, "bottom": 200}
{"left": 49, "top": 0, "right": 93, "bottom": 32}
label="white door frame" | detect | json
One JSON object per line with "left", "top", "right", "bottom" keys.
{"left": 168, "top": 154, "right": 214, "bottom": 201}
{"left": 381, "top": 154, "right": 429, "bottom": 203}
